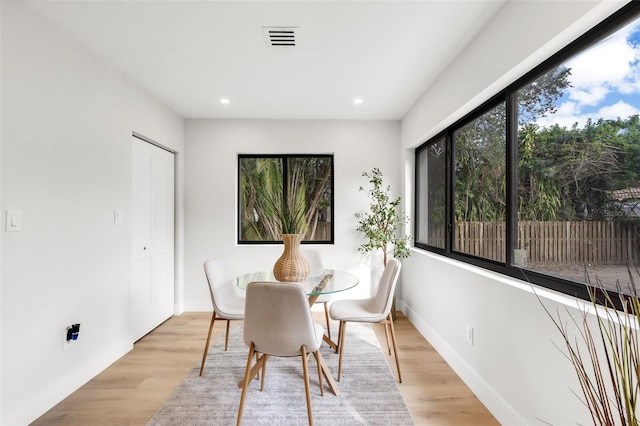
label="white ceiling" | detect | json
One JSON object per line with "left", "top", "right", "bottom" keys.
{"left": 26, "top": 1, "right": 507, "bottom": 120}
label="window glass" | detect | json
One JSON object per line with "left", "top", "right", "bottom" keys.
{"left": 453, "top": 103, "right": 506, "bottom": 262}
{"left": 239, "top": 155, "right": 333, "bottom": 243}
{"left": 516, "top": 17, "right": 640, "bottom": 293}
{"left": 416, "top": 138, "right": 446, "bottom": 249}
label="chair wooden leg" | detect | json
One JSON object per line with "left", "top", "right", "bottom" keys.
{"left": 383, "top": 321, "right": 392, "bottom": 355}
{"left": 337, "top": 321, "right": 347, "bottom": 381}
{"left": 260, "top": 355, "right": 269, "bottom": 391}
{"left": 300, "top": 346, "right": 313, "bottom": 426}
{"left": 254, "top": 352, "right": 262, "bottom": 381}
{"left": 335, "top": 321, "right": 344, "bottom": 354}
{"left": 236, "top": 342, "right": 256, "bottom": 426}
{"left": 199, "top": 312, "right": 217, "bottom": 376}
{"left": 387, "top": 313, "right": 402, "bottom": 383}
{"left": 224, "top": 319, "right": 231, "bottom": 351}
{"left": 312, "top": 350, "right": 324, "bottom": 396}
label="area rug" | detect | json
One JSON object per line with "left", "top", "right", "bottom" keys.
{"left": 147, "top": 322, "right": 414, "bottom": 425}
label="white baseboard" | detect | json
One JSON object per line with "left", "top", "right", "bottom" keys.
{"left": 395, "top": 299, "right": 525, "bottom": 426}
{"left": 1, "top": 337, "right": 133, "bottom": 426}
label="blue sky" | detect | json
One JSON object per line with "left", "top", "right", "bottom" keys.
{"left": 537, "top": 16, "right": 640, "bottom": 129}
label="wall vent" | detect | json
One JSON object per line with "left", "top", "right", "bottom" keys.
{"left": 262, "top": 27, "right": 297, "bottom": 47}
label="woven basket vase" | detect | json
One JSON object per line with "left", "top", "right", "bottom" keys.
{"left": 273, "top": 233, "right": 310, "bottom": 282}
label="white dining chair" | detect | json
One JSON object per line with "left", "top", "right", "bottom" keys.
{"left": 302, "top": 249, "right": 332, "bottom": 339}
{"left": 329, "top": 258, "right": 402, "bottom": 383}
{"left": 237, "top": 281, "right": 326, "bottom": 426}
{"left": 199, "top": 258, "right": 245, "bottom": 376}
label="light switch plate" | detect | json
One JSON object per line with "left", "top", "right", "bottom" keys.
{"left": 6, "top": 209, "right": 21, "bottom": 232}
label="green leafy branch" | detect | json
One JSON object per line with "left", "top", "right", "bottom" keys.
{"left": 280, "top": 163, "right": 308, "bottom": 235}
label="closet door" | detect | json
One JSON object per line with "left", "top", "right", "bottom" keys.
{"left": 132, "top": 136, "right": 175, "bottom": 341}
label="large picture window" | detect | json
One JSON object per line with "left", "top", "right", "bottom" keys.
{"left": 238, "top": 154, "right": 333, "bottom": 244}
{"left": 415, "top": 2, "right": 640, "bottom": 300}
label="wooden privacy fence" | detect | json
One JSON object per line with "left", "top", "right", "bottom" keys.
{"left": 432, "top": 221, "right": 639, "bottom": 265}
{"left": 517, "top": 220, "right": 639, "bottom": 266}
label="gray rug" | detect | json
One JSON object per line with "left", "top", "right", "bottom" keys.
{"left": 147, "top": 322, "right": 414, "bottom": 425}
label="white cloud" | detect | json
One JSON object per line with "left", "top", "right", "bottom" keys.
{"left": 565, "top": 28, "right": 637, "bottom": 94}
{"left": 537, "top": 19, "right": 640, "bottom": 129}
{"left": 598, "top": 100, "right": 640, "bottom": 119}
{"left": 569, "top": 86, "right": 609, "bottom": 106}
{"left": 537, "top": 100, "right": 640, "bottom": 129}
{"left": 537, "top": 101, "right": 581, "bottom": 128}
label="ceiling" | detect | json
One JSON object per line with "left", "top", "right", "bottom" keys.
{"left": 26, "top": 1, "right": 507, "bottom": 120}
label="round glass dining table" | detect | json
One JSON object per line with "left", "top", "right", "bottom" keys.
{"left": 235, "top": 268, "right": 359, "bottom": 300}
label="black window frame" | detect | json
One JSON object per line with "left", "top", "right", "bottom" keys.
{"left": 237, "top": 153, "right": 335, "bottom": 245}
{"left": 414, "top": 1, "right": 640, "bottom": 303}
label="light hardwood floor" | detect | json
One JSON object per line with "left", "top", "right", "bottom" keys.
{"left": 32, "top": 312, "right": 499, "bottom": 425}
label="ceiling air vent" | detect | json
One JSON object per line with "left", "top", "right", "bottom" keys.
{"left": 263, "top": 27, "right": 297, "bottom": 47}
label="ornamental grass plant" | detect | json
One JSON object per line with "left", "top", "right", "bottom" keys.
{"left": 537, "top": 266, "right": 640, "bottom": 426}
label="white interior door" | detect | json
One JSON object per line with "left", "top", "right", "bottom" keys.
{"left": 132, "top": 136, "right": 175, "bottom": 341}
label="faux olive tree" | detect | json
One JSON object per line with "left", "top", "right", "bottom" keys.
{"left": 355, "top": 168, "right": 411, "bottom": 267}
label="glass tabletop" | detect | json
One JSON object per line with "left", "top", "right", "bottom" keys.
{"left": 236, "top": 269, "right": 359, "bottom": 296}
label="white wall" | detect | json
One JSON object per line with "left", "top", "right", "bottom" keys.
{"left": 399, "top": 1, "right": 630, "bottom": 425}
{"left": 183, "top": 119, "right": 400, "bottom": 310}
{"left": 0, "top": 3, "right": 184, "bottom": 424}
{"left": 1, "top": 0, "right": 629, "bottom": 424}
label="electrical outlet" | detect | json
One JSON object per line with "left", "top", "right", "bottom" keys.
{"left": 64, "top": 324, "right": 81, "bottom": 350}
{"left": 466, "top": 324, "right": 474, "bottom": 345}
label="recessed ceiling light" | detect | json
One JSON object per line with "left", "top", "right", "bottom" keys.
{"left": 353, "top": 98, "right": 363, "bottom": 105}
{"left": 220, "top": 98, "right": 230, "bottom": 105}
